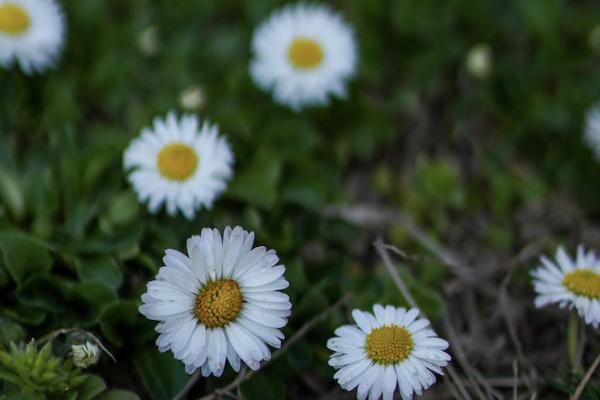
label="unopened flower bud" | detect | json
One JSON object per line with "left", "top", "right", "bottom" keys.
{"left": 465, "top": 43, "right": 492, "bottom": 80}
{"left": 71, "top": 342, "right": 99, "bottom": 369}
{"left": 180, "top": 86, "right": 206, "bottom": 111}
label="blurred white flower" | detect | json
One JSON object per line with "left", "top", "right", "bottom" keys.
{"left": 139, "top": 226, "right": 292, "bottom": 376}
{"left": 328, "top": 305, "right": 450, "bottom": 400}
{"left": 0, "top": 0, "right": 65, "bottom": 74}
{"left": 584, "top": 103, "right": 600, "bottom": 160}
{"left": 180, "top": 86, "right": 206, "bottom": 111}
{"left": 250, "top": 2, "right": 357, "bottom": 111}
{"left": 139, "top": 25, "right": 159, "bottom": 56}
{"left": 465, "top": 43, "right": 492, "bottom": 79}
{"left": 531, "top": 245, "right": 600, "bottom": 328}
{"left": 71, "top": 342, "right": 100, "bottom": 369}
{"left": 123, "top": 111, "right": 233, "bottom": 219}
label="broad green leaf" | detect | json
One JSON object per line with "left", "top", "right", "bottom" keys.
{"left": 228, "top": 153, "right": 282, "bottom": 209}
{"left": 0, "top": 318, "right": 25, "bottom": 346}
{"left": 134, "top": 348, "right": 187, "bottom": 400}
{"left": 70, "top": 282, "right": 117, "bottom": 326}
{"left": 78, "top": 375, "right": 107, "bottom": 400}
{"left": 0, "top": 167, "right": 25, "bottom": 221}
{"left": 100, "top": 301, "right": 143, "bottom": 347}
{"left": 0, "top": 231, "right": 52, "bottom": 287}
{"left": 76, "top": 256, "right": 123, "bottom": 290}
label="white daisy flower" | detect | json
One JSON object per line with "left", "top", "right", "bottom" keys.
{"left": 123, "top": 111, "right": 233, "bottom": 219}
{"left": 531, "top": 245, "right": 600, "bottom": 328}
{"left": 0, "top": 0, "right": 65, "bottom": 74}
{"left": 139, "top": 226, "right": 292, "bottom": 376}
{"left": 584, "top": 102, "right": 600, "bottom": 160}
{"left": 250, "top": 2, "right": 357, "bottom": 110}
{"left": 327, "top": 305, "right": 450, "bottom": 400}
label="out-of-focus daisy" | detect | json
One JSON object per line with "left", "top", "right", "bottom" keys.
{"left": 327, "top": 305, "right": 450, "bottom": 400}
{"left": 584, "top": 102, "right": 600, "bottom": 160}
{"left": 123, "top": 111, "right": 233, "bottom": 219}
{"left": 0, "top": 0, "right": 65, "bottom": 74}
{"left": 531, "top": 245, "right": 600, "bottom": 328}
{"left": 250, "top": 3, "right": 357, "bottom": 110}
{"left": 139, "top": 226, "right": 292, "bottom": 376}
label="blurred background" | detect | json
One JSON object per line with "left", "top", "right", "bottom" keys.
{"left": 1, "top": 0, "right": 600, "bottom": 398}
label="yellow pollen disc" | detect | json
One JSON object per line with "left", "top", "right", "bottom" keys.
{"left": 157, "top": 143, "right": 198, "bottom": 181}
{"left": 287, "top": 37, "right": 324, "bottom": 69}
{"left": 0, "top": 3, "right": 29, "bottom": 35}
{"left": 562, "top": 269, "right": 600, "bottom": 299}
{"left": 365, "top": 325, "right": 414, "bottom": 365}
{"left": 195, "top": 279, "right": 243, "bottom": 328}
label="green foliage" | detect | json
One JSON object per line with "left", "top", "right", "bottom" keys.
{"left": 0, "top": 342, "right": 88, "bottom": 398}
{"left": 0, "top": 0, "right": 599, "bottom": 397}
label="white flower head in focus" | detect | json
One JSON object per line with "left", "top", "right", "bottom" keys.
{"left": 139, "top": 226, "right": 292, "bottom": 376}
{"left": 123, "top": 111, "right": 233, "bottom": 219}
{"left": 328, "top": 305, "right": 450, "bottom": 400}
{"left": 250, "top": 2, "right": 357, "bottom": 110}
{"left": 0, "top": 0, "right": 65, "bottom": 74}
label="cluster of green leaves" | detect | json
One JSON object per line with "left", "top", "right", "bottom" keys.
{"left": 0, "top": 0, "right": 599, "bottom": 398}
{"left": 0, "top": 341, "right": 135, "bottom": 400}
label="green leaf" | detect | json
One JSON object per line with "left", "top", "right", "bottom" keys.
{"left": 0, "top": 167, "right": 25, "bottom": 221}
{"left": 16, "top": 275, "right": 69, "bottom": 313}
{"left": 76, "top": 256, "right": 123, "bottom": 290}
{"left": 134, "top": 349, "right": 187, "bottom": 400}
{"left": 70, "top": 282, "right": 117, "bottom": 326}
{"left": 242, "top": 371, "right": 285, "bottom": 400}
{"left": 3, "top": 305, "right": 46, "bottom": 326}
{"left": 228, "top": 152, "right": 282, "bottom": 209}
{"left": 100, "top": 300, "right": 154, "bottom": 347}
{"left": 0, "top": 231, "right": 52, "bottom": 286}
{"left": 0, "top": 318, "right": 25, "bottom": 346}
{"left": 77, "top": 375, "right": 107, "bottom": 400}
{"left": 102, "top": 191, "right": 140, "bottom": 228}
{"left": 97, "top": 390, "right": 141, "bottom": 400}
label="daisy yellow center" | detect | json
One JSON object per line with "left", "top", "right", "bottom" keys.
{"left": 195, "top": 279, "right": 243, "bottom": 328}
{"left": 0, "top": 3, "right": 30, "bottom": 35}
{"left": 365, "top": 325, "right": 414, "bottom": 365}
{"left": 157, "top": 143, "right": 198, "bottom": 181}
{"left": 287, "top": 37, "right": 324, "bottom": 69}
{"left": 562, "top": 269, "right": 600, "bottom": 299}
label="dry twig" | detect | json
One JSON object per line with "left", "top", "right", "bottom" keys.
{"left": 571, "top": 352, "right": 600, "bottom": 400}
{"left": 374, "top": 240, "right": 474, "bottom": 400}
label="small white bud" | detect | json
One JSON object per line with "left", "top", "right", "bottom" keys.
{"left": 465, "top": 43, "right": 492, "bottom": 80}
{"left": 71, "top": 341, "right": 100, "bottom": 369}
{"left": 180, "top": 86, "right": 206, "bottom": 111}
{"left": 139, "top": 26, "right": 159, "bottom": 56}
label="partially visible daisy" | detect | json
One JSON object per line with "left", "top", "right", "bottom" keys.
{"left": 250, "top": 2, "right": 357, "bottom": 110}
{"left": 584, "top": 102, "right": 600, "bottom": 160}
{"left": 0, "top": 0, "right": 65, "bottom": 74}
{"left": 139, "top": 226, "right": 292, "bottom": 376}
{"left": 327, "top": 305, "right": 450, "bottom": 400}
{"left": 531, "top": 245, "right": 600, "bottom": 328}
{"left": 124, "top": 111, "right": 233, "bottom": 219}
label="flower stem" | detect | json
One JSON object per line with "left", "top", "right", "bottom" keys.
{"left": 567, "top": 311, "right": 581, "bottom": 373}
